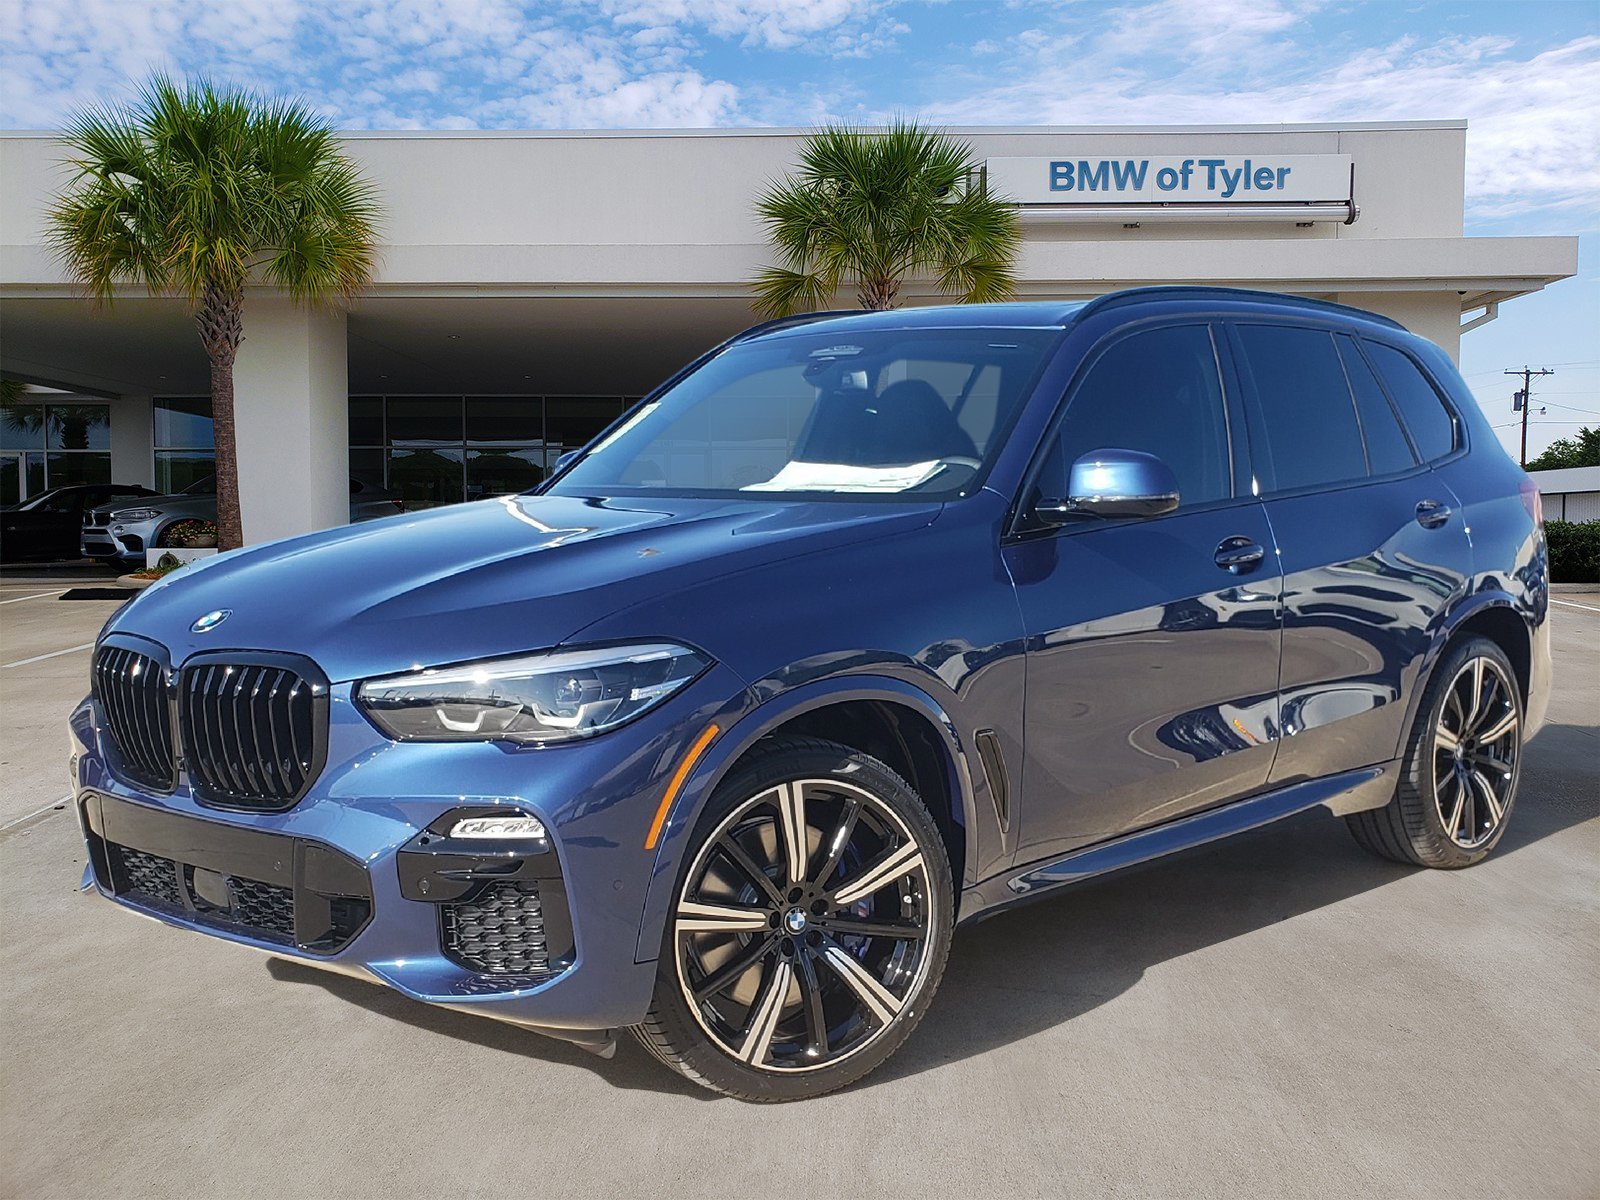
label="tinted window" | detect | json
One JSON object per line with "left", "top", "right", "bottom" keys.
{"left": 1364, "top": 341, "right": 1458, "bottom": 461}
{"left": 1337, "top": 336, "right": 1416, "bottom": 475}
{"left": 1237, "top": 325, "right": 1367, "bottom": 492}
{"left": 553, "top": 329, "right": 1058, "bottom": 499}
{"left": 1036, "top": 324, "right": 1231, "bottom": 508}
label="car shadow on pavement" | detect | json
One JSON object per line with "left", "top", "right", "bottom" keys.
{"left": 269, "top": 723, "right": 1596, "bottom": 1098}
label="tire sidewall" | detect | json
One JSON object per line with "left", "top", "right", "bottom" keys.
{"left": 642, "top": 737, "right": 955, "bottom": 1101}
{"left": 1405, "top": 637, "right": 1523, "bottom": 867}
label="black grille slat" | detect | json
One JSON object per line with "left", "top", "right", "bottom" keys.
{"left": 179, "top": 655, "right": 322, "bottom": 810}
{"left": 263, "top": 670, "right": 289, "bottom": 794}
{"left": 442, "top": 882, "right": 553, "bottom": 977}
{"left": 94, "top": 646, "right": 175, "bottom": 789}
{"left": 96, "top": 641, "right": 323, "bottom": 810}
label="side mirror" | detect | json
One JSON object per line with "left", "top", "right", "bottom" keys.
{"left": 1036, "top": 448, "right": 1180, "bottom": 524}
{"left": 553, "top": 450, "right": 579, "bottom": 473}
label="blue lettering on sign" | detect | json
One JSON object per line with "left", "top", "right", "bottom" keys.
{"left": 1044, "top": 158, "right": 1300, "bottom": 197}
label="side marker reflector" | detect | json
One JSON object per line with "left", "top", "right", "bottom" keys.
{"left": 645, "top": 723, "right": 720, "bottom": 850}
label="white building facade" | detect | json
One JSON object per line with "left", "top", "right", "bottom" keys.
{"left": 0, "top": 120, "right": 1579, "bottom": 544}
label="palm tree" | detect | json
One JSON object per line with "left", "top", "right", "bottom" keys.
{"left": 46, "top": 76, "right": 380, "bottom": 551}
{"left": 752, "top": 121, "right": 1022, "bottom": 318}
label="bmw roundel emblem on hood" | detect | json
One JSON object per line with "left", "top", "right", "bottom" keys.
{"left": 190, "top": 609, "right": 232, "bottom": 634}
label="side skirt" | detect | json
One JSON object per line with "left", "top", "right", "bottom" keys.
{"left": 958, "top": 761, "right": 1398, "bottom": 925}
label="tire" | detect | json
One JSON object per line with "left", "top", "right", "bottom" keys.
{"left": 1346, "top": 636, "right": 1523, "bottom": 869}
{"left": 632, "top": 735, "right": 954, "bottom": 1101}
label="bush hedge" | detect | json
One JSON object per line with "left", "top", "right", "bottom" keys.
{"left": 1546, "top": 520, "right": 1600, "bottom": 584}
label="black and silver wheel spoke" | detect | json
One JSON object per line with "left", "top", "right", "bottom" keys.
{"left": 1432, "top": 655, "right": 1519, "bottom": 850}
{"left": 674, "top": 778, "right": 934, "bottom": 1073}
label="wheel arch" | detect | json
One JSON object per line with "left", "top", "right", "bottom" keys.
{"left": 633, "top": 675, "right": 983, "bottom": 963}
{"left": 1394, "top": 593, "right": 1534, "bottom": 761}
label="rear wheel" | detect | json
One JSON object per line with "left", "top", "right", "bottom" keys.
{"left": 632, "top": 736, "right": 953, "bottom": 1101}
{"left": 1347, "top": 636, "right": 1522, "bottom": 868}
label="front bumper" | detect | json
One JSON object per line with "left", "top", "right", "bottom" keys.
{"left": 81, "top": 516, "right": 159, "bottom": 562}
{"left": 70, "top": 663, "right": 748, "bottom": 1038}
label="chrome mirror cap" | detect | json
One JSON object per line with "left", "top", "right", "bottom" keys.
{"left": 1039, "top": 447, "right": 1181, "bottom": 523}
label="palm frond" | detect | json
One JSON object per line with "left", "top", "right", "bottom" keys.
{"left": 750, "top": 119, "right": 1018, "bottom": 315}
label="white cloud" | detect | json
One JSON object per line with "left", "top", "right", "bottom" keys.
{"left": 920, "top": 16, "right": 1600, "bottom": 221}
{"left": 598, "top": 0, "right": 892, "bottom": 51}
{"left": 0, "top": 0, "right": 751, "bottom": 130}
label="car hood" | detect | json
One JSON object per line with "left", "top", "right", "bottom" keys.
{"left": 105, "top": 492, "right": 938, "bottom": 680}
{"left": 115, "top": 494, "right": 215, "bottom": 518}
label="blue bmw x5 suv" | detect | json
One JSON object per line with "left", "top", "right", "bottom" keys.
{"left": 72, "top": 287, "right": 1550, "bottom": 1100}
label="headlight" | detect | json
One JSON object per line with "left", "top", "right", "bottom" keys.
{"left": 355, "top": 642, "right": 710, "bottom": 744}
{"left": 111, "top": 508, "right": 160, "bottom": 521}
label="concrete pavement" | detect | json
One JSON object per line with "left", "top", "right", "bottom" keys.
{"left": 1, "top": 592, "right": 1595, "bottom": 1198}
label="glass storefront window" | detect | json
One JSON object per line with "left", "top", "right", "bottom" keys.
{"left": 467, "top": 396, "right": 542, "bottom": 441}
{"left": 48, "top": 405, "right": 111, "bottom": 450}
{"left": 467, "top": 447, "right": 546, "bottom": 500}
{"left": 389, "top": 446, "right": 464, "bottom": 509}
{"left": 350, "top": 396, "right": 384, "bottom": 445}
{"left": 44, "top": 452, "right": 111, "bottom": 487}
{"left": 353, "top": 395, "right": 634, "bottom": 507}
{"left": 349, "top": 448, "right": 386, "bottom": 487}
{"left": 1, "top": 401, "right": 110, "bottom": 497}
{"left": 154, "top": 397, "right": 214, "bottom": 448}
{"left": 546, "top": 396, "right": 625, "bottom": 454}
{"left": 154, "top": 396, "right": 214, "bottom": 495}
{"left": 1, "top": 404, "right": 45, "bottom": 449}
{"left": 388, "top": 397, "right": 463, "bottom": 443}
{"left": 155, "top": 451, "right": 217, "bottom": 495}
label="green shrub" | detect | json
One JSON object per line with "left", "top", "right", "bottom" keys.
{"left": 1545, "top": 520, "right": 1600, "bottom": 584}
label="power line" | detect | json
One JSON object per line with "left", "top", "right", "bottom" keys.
{"left": 1506, "top": 366, "right": 1556, "bottom": 467}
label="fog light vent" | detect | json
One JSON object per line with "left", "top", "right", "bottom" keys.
{"left": 441, "top": 881, "right": 552, "bottom": 977}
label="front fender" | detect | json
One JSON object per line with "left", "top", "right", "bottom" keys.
{"left": 631, "top": 673, "right": 982, "bottom": 963}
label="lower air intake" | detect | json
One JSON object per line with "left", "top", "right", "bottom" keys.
{"left": 441, "top": 882, "right": 553, "bottom": 977}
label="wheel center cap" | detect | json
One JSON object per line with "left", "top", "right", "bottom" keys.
{"left": 784, "top": 908, "right": 808, "bottom": 934}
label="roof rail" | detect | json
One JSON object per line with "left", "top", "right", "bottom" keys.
{"left": 1076, "top": 286, "right": 1406, "bottom": 330}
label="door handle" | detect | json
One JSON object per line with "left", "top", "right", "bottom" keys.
{"left": 1214, "top": 536, "right": 1266, "bottom": 574}
{"left": 1415, "top": 499, "right": 1453, "bottom": 529}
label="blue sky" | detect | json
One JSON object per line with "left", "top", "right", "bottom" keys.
{"left": 1, "top": 0, "right": 1595, "bottom": 456}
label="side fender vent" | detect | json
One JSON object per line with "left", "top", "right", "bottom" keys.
{"left": 974, "top": 728, "right": 1010, "bottom": 833}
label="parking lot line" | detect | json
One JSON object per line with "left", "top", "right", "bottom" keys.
{"left": 1, "top": 641, "right": 96, "bottom": 670}
{"left": 1551, "top": 598, "right": 1600, "bottom": 613}
{"left": 0, "top": 589, "right": 68, "bottom": 605}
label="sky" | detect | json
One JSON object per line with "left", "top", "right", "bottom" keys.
{"left": 1, "top": 0, "right": 1595, "bottom": 458}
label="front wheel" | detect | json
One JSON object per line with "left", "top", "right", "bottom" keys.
{"left": 633, "top": 736, "right": 953, "bottom": 1101}
{"left": 1347, "top": 636, "right": 1523, "bottom": 868}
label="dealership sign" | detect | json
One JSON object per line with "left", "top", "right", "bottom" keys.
{"left": 985, "top": 154, "right": 1353, "bottom": 205}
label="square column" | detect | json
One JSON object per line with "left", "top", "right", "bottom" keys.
{"left": 231, "top": 297, "right": 348, "bottom": 545}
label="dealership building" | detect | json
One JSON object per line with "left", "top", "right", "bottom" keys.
{"left": 0, "top": 120, "right": 1578, "bottom": 544}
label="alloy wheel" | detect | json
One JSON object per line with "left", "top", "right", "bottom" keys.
{"left": 673, "top": 778, "right": 937, "bottom": 1073}
{"left": 1432, "top": 655, "right": 1520, "bottom": 850}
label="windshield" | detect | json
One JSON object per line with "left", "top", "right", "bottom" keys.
{"left": 181, "top": 475, "right": 216, "bottom": 496}
{"left": 547, "top": 326, "right": 1060, "bottom": 500}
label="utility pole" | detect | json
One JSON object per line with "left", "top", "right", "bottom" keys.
{"left": 1506, "top": 366, "right": 1554, "bottom": 467}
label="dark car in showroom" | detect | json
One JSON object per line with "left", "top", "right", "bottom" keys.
{"left": 1, "top": 483, "right": 159, "bottom": 562}
{"left": 69, "top": 288, "right": 1549, "bottom": 1101}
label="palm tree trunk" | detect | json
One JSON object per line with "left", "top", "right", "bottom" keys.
{"left": 858, "top": 276, "right": 900, "bottom": 310}
{"left": 195, "top": 282, "right": 244, "bottom": 552}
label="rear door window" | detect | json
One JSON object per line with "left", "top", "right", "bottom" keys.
{"left": 1363, "top": 341, "right": 1459, "bottom": 461}
{"left": 1234, "top": 325, "right": 1368, "bottom": 493}
{"left": 1336, "top": 336, "right": 1417, "bottom": 476}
